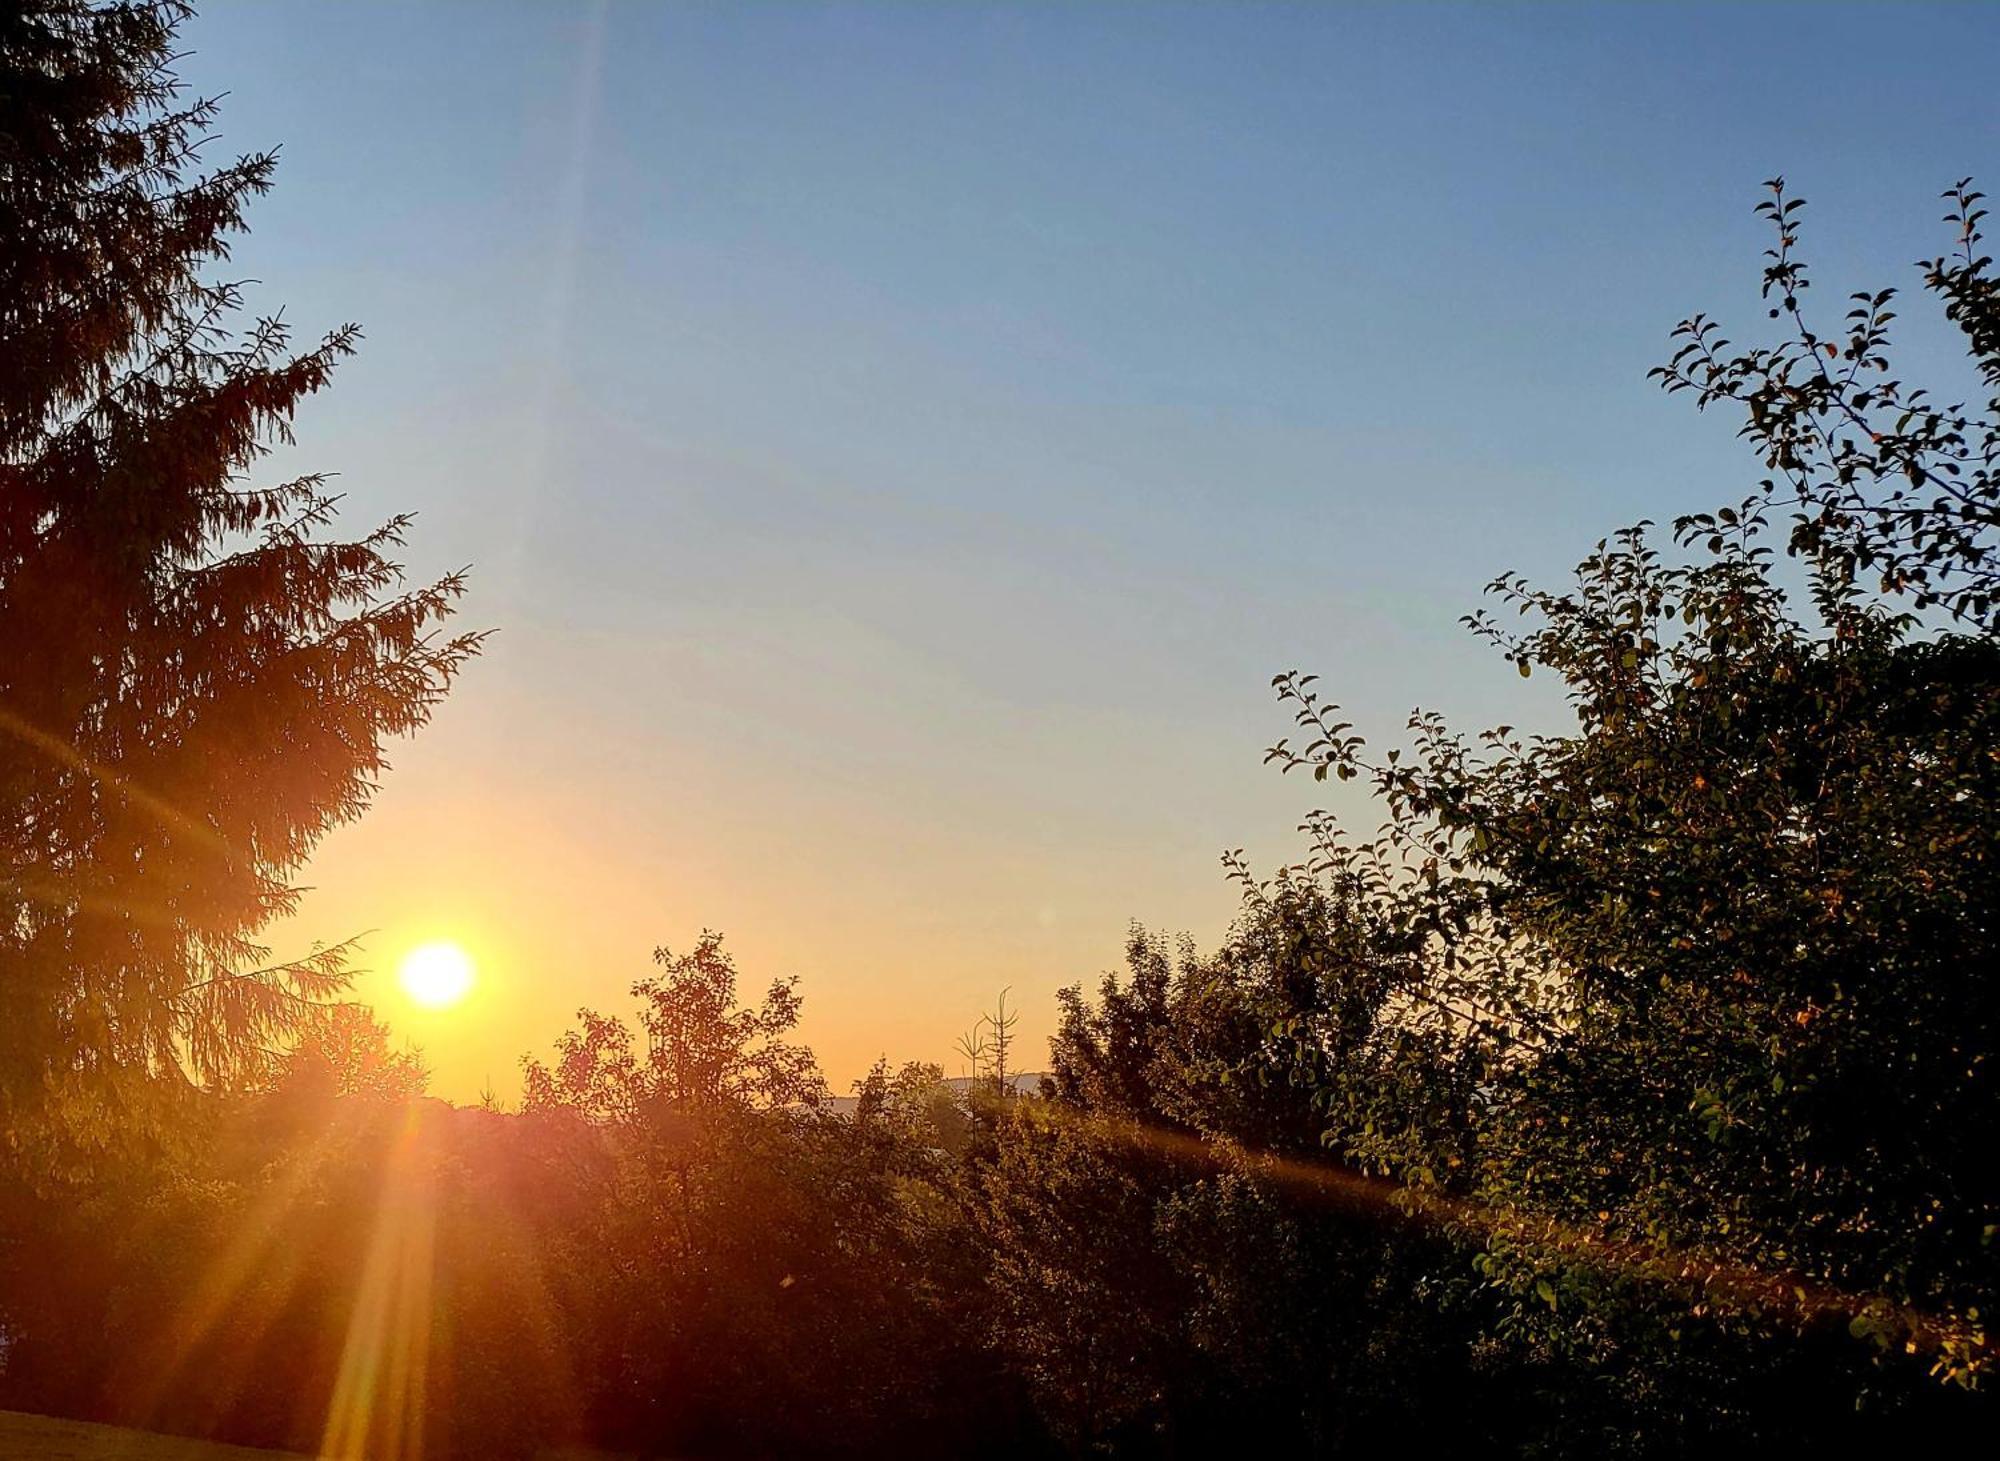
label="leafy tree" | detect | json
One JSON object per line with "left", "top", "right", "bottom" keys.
{"left": 973, "top": 1096, "right": 1188, "bottom": 1451}
{"left": 266, "top": 1001, "right": 427, "bottom": 1104}
{"left": 854, "top": 1055, "right": 976, "bottom": 1153}
{"left": 520, "top": 937, "right": 863, "bottom": 1454}
{"left": 1264, "top": 182, "right": 2000, "bottom": 1447}
{"left": 1657, "top": 180, "right": 2000, "bottom": 628}
{"left": 1030, "top": 908, "right": 1500, "bottom": 1457}
{"left": 0, "top": 0, "right": 480, "bottom": 1144}
{"left": 522, "top": 932, "right": 821, "bottom": 1121}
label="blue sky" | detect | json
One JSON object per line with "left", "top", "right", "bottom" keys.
{"left": 181, "top": 2, "right": 2000, "bottom": 1095}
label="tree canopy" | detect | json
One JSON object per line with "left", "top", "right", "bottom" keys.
{"left": 1260, "top": 179, "right": 2000, "bottom": 1435}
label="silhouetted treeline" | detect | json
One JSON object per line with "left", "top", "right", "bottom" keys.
{"left": 0, "top": 923, "right": 1564, "bottom": 1458}
{"left": 3, "top": 898, "right": 1992, "bottom": 1457}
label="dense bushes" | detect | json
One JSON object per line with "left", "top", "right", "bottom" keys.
{"left": 1, "top": 874, "right": 1994, "bottom": 1455}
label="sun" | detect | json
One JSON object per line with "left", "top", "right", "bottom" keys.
{"left": 398, "top": 940, "right": 475, "bottom": 1009}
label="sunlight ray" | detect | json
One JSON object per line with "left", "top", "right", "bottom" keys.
{"left": 124, "top": 1120, "right": 351, "bottom": 1429}
{"left": 500, "top": 0, "right": 608, "bottom": 603}
{"left": 319, "top": 1108, "right": 441, "bottom": 1461}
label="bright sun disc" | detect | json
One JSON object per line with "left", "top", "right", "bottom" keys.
{"left": 399, "top": 941, "right": 474, "bottom": 1008}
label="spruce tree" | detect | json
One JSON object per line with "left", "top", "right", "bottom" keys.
{"left": 0, "top": 1, "right": 481, "bottom": 1138}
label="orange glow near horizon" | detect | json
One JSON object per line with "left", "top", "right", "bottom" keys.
{"left": 398, "top": 942, "right": 475, "bottom": 1010}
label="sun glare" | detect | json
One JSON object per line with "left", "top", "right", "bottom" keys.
{"left": 398, "top": 940, "right": 475, "bottom": 1009}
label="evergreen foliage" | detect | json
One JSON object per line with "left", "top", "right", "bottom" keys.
{"left": 0, "top": 0, "right": 481, "bottom": 1144}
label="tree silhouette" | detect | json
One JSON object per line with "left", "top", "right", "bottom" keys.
{"left": 957, "top": 987, "right": 1021, "bottom": 1093}
{"left": 1264, "top": 182, "right": 2000, "bottom": 1442}
{"left": 0, "top": 0, "right": 481, "bottom": 1141}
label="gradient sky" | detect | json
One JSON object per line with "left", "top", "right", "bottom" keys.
{"left": 179, "top": 1, "right": 1998, "bottom": 1101}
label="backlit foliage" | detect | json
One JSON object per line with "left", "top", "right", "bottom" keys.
{"left": 0, "top": 0, "right": 482, "bottom": 1145}
{"left": 1262, "top": 182, "right": 2000, "bottom": 1440}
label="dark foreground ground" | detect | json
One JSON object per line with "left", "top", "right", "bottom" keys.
{"left": 0, "top": 1411, "right": 635, "bottom": 1461}
{"left": 0, "top": 1411, "right": 306, "bottom": 1460}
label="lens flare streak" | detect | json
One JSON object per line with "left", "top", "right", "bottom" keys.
{"left": 319, "top": 1110, "right": 440, "bottom": 1461}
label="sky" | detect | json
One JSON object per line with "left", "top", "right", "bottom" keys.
{"left": 179, "top": 1, "right": 1999, "bottom": 1101}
